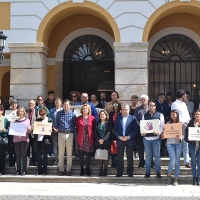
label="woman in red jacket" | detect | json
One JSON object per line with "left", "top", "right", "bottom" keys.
{"left": 76, "top": 104, "right": 96, "bottom": 176}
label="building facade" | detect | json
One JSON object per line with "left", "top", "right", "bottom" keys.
{"left": 0, "top": 0, "right": 200, "bottom": 107}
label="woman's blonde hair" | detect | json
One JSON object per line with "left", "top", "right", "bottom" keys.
{"left": 17, "top": 106, "right": 27, "bottom": 117}
{"left": 80, "top": 104, "right": 91, "bottom": 115}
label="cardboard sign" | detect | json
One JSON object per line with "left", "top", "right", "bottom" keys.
{"left": 0, "top": 117, "right": 4, "bottom": 130}
{"left": 71, "top": 105, "right": 82, "bottom": 117}
{"left": 33, "top": 121, "right": 52, "bottom": 135}
{"left": 163, "top": 123, "right": 182, "bottom": 138}
{"left": 188, "top": 127, "right": 200, "bottom": 141}
{"left": 9, "top": 122, "right": 27, "bottom": 136}
{"left": 5, "top": 110, "right": 18, "bottom": 122}
{"left": 140, "top": 119, "right": 160, "bottom": 133}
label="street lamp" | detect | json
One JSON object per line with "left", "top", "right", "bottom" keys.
{"left": 0, "top": 31, "right": 7, "bottom": 64}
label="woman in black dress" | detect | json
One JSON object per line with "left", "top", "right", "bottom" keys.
{"left": 95, "top": 110, "right": 112, "bottom": 176}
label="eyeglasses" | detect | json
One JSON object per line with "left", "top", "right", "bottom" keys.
{"left": 72, "top": 95, "right": 77, "bottom": 98}
{"left": 149, "top": 104, "right": 156, "bottom": 107}
{"left": 113, "top": 104, "right": 118, "bottom": 106}
{"left": 37, "top": 99, "right": 43, "bottom": 101}
{"left": 40, "top": 113, "right": 46, "bottom": 116}
{"left": 141, "top": 99, "right": 147, "bottom": 101}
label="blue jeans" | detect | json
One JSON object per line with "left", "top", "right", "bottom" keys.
{"left": 143, "top": 137, "right": 161, "bottom": 174}
{"left": 183, "top": 139, "right": 190, "bottom": 165}
{"left": 167, "top": 143, "right": 183, "bottom": 178}
{"left": 188, "top": 143, "right": 200, "bottom": 177}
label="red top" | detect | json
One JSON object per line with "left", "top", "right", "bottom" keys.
{"left": 76, "top": 115, "right": 96, "bottom": 147}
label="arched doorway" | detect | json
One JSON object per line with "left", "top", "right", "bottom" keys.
{"left": 149, "top": 34, "right": 200, "bottom": 105}
{"left": 63, "top": 35, "right": 114, "bottom": 99}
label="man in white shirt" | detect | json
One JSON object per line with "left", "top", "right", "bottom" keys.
{"left": 171, "top": 89, "right": 191, "bottom": 168}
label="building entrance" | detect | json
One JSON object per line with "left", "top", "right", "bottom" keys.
{"left": 149, "top": 34, "right": 200, "bottom": 106}
{"left": 63, "top": 35, "right": 114, "bottom": 99}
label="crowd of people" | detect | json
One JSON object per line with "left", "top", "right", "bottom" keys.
{"left": 0, "top": 89, "right": 200, "bottom": 186}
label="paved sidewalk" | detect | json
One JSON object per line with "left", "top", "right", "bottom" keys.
{"left": 0, "top": 182, "right": 200, "bottom": 199}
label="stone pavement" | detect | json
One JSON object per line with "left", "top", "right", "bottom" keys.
{"left": 0, "top": 182, "right": 200, "bottom": 200}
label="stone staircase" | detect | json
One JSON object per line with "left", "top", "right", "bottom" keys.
{"left": 0, "top": 156, "right": 193, "bottom": 184}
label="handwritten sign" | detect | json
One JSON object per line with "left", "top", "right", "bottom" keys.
{"left": 163, "top": 123, "right": 182, "bottom": 138}
{"left": 0, "top": 117, "right": 4, "bottom": 130}
{"left": 33, "top": 121, "right": 52, "bottom": 135}
{"left": 188, "top": 127, "right": 200, "bottom": 141}
{"left": 140, "top": 119, "right": 159, "bottom": 133}
{"left": 5, "top": 110, "right": 18, "bottom": 122}
{"left": 9, "top": 122, "right": 27, "bottom": 136}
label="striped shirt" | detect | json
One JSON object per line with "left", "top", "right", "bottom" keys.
{"left": 56, "top": 109, "right": 76, "bottom": 133}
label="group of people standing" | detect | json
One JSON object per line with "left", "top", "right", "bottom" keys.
{"left": 0, "top": 89, "right": 200, "bottom": 186}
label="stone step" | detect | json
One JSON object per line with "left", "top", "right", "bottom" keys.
{"left": 4, "top": 165, "right": 192, "bottom": 175}
{"left": 0, "top": 174, "right": 193, "bottom": 184}
{"left": 6, "top": 157, "right": 186, "bottom": 166}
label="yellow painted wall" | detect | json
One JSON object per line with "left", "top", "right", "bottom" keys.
{"left": 149, "top": 13, "right": 200, "bottom": 40}
{"left": 0, "top": 3, "right": 10, "bottom": 30}
{"left": 0, "top": 66, "right": 10, "bottom": 104}
{"left": 47, "top": 66, "right": 55, "bottom": 96}
{"left": 48, "top": 14, "right": 114, "bottom": 58}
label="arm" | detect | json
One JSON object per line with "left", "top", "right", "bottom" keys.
{"left": 159, "top": 113, "right": 165, "bottom": 135}
{"left": 114, "top": 117, "right": 120, "bottom": 139}
{"left": 91, "top": 105, "right": 99, "bottom": 123}
{"left": 102, "top": 122, "right": 112, "bottom": 141}
{"left": 184, "top": 120, "right": 192, "bottom": 143}
{"left": 72, "top": 114, "right": 76, "bottom": 133}
{"left": 55, "top": 112, "right": 59, "bottom": 131}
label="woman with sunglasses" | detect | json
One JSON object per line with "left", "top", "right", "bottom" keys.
{"left": 109, "top": 101, "right": 121, "bottom": 168}
{"left": 33, "top": 107, "right": 53, "bottom": 175}
{"left": 70, "top": 91, "right": 80, "bottom": 105}
{"left": 36, "top": 95, "right": 50, "bottom": 117}
{"left": 94, "top": 110, "right": 112, "bottom": 176}
{"left": 161, "top": 110, "right": 183, "bottom": 186}
{"left": 0, "top": 105, "right": 10, "bottom": 175}
{"left": 13, "top": 107, "right": 31, "bottom": 176}
{"left": 185, "top": 108, "right": 200, "bottom": 185}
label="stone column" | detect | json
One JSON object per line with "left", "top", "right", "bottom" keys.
{"left": 114, "top": 42, "right": 149, "bottom": 102}
{"left": 8, "top": 43, "right": 49, "bottom": 108}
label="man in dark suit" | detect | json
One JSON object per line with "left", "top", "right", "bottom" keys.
{"left": 155, "top": 93, "right": 165, "bottom": 115}
{"left": 96, "top": 92, "right": 107, "bottom": 109}
{"left": 114, "top": 103, "right": 138, "bottom": 177}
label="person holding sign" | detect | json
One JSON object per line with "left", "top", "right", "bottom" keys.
{"left": 161, "top": 110, "right": 183, "bottom": 186}
{"left": 0, "top": 105, "right": 10, "bottom": 175}
{"left": 33, "top": 107, "right": 53, "bottom": 175}
{"left": 12, "top": 107, "right": 31, "bottom": 176}
{"left": 185, "top": 109, "right": 200, "bottom": 185}
{"left": 141, "top": 100, "right": 164, "bottom": 179}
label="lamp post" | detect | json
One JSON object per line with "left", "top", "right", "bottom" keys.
{"left": 0, "top": 31, "right": 7, "bottom": 64}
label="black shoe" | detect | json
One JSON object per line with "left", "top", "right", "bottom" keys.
{"left": 80, "top": 168, "right": 84, "bottom": 176}
{"left": 116, "top": 174, "right": 122, "bottom": 177}
{"left": 156, "top": 173, "right": 161, "bottom": 178}
{"left": 128, "top": 174, "right": 133, "bottom": 177}
{"left": 14, "top": 171, "right": 21, "bottom": 176}
{"left": 35, "top": 171, "right": 42, "bottom": 176}
{"left": 21, "top": 171, "right": 26, "bottom": 176}
{"left": 144, "top": 173, "right": 150, "bottom": 178}
{"left": 197, "top": 177, "right": 200, "bottom": 186}
{"left": 193, "top": 177, "right": 197, "bottom": 185}
{"left": 43, "top": 172, "right": 46, "bottom": 175}
{"left": 138, "top": 165, "right": 145, "bottom": 169}
{"left": 86, "top": 168, "right": 91, "bottom": 176}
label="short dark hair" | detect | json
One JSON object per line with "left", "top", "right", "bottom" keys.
{"left": 156, "top": 93, "right": 164, "bottom": 99}
{"left": 166, "top": 92, "right": 172, "bottom": 97}
{"left": 176, "top": 89, "right": 186, "bottom": 99}
{"left": 186, "top": 91, "right": 190, "bottom": 95}
{"left": 148, "top": 100, "right": 157, "bottom": 107}
{"left": 63, "top": 99, "right": 70, "bottom": 104}
{"left": 100, "top": 92, "right": 106, "bottom": 97}
{"left": 48, "top": 90, "right": 55, "bottom": 95}
{"left": 131, "top": 95, "right": 138, "bottom": 100}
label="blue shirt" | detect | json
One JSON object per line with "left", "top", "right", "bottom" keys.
{"left": 50, "top": 107, "right": 63, "bottom": 129}
{"left": 78, "top": 101, "right": 99, "bottom": 122}
{"left": 56, "top": 109, "right": 76, "bottom": 132}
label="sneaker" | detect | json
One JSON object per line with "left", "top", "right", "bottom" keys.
{"left": 53, "top": 161, "right": 59, "bottom": 166}
{"left": 167, "top": 175, "right": 172, "bottom": 185}
{"left": 156, "top": 173, "right": 161, "bottom": 178}
{"left": 144, "top": 173, "right": 150, "bottom": 178}
{"left": 185, "top": 163, "right": 191, "bottom": 168}
{"left": 173, "top": 179, "right": 178, "bottom": 186}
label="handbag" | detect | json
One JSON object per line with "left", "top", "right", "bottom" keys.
{"left": 0, "top": 136, "right": 8, "bottom": 145}
{"left": 111, "top": 140, "right": 117, "bottom": 154}
{"left": 95, "top": 148, "right": 108, "bottom": 160}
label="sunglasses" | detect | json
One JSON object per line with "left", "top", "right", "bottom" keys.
{"left": 72, "top": 95, "right": 77, "bottom": 98}
{"left": 40, "top": 113, "right": 46, "bottom": 116}
{"left": 113, "top": 104, "right": 118, "bottom": 106}
{"left": 149, "top": 104, "right": 156, "bottom": 107}
{"left": 37, "top": 99, "right": 43, "bottom": 101}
